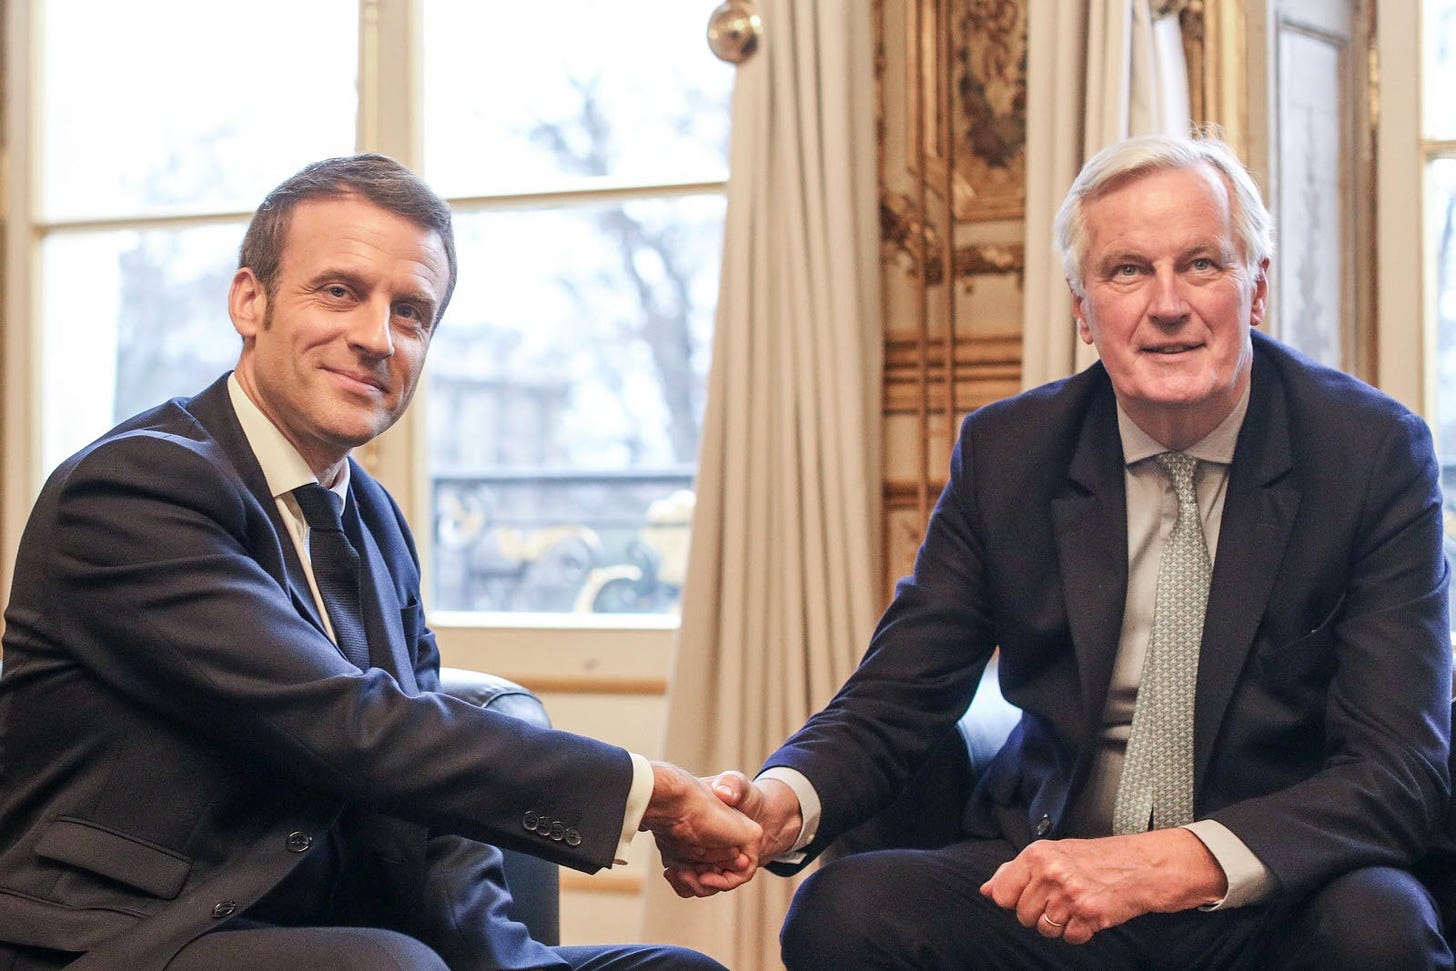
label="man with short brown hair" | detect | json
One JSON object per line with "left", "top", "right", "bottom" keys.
{"left": 0, "top": 154, "right": 752, "bottom": 970}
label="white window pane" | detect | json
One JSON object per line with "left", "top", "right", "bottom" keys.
{"left": 421, "top": 0, "right": 732, "bottom": 196}
{"left": 1276, "top": 27, "right": 1345, "bottom": 367}
{"left": 427, "top": 197, "right": 724, "bottom": 613}
{"left": 38, "top": 0, "right": 358, "bottom": 221}
{"left": 1425, "top": 0, "right": 1456, "bottom": 139}
{"left": 1431, "top": 154, "right": 1456, "bottom": 577}
{"left": 1435, "top": 156, "right": 1456, "bottom": 608}
{"left": 39, "top": 225, "right": 243, "bottom": 474}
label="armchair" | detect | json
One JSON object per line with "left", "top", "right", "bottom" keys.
{"left": 436, "top": 666, "right": 562, "bottom": 946}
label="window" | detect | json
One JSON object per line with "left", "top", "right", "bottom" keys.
{"left": 1428, "top": 2, "right": 1456, "bottom": 467}
{"left": 1421, "top": 1, "right": 1456, "bottom": 585}
{"left": 21, "top": 0, "right": 359, "bottom": 479}
{"left": 419, "top": 2, "right": 730, "bottom": 617}
{"left": 3, "top": 2, "right": 730, "bottom": 640}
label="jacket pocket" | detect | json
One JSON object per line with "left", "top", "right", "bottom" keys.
{"left": 1256, "top": 595, "right": 1345, "bottom": 697}
{"left": 35, "top": 816, "right": 192, "bottom": 900}
{"left": 400, "top": 597, "right": 421, "bottom": 647}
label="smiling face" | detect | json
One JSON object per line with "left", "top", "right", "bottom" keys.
{"left": 229, "top": 193, "right": 450, "bottom": 483}
{"left": 1072, "top": 162, "right": 1269, "bottom": 450}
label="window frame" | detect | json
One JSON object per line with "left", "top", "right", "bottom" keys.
{"left": 2, "top": 0, "right": 720, "bottom": 671}
{"left": 1374, "top": 2, "right": 1427, "bottom": 415}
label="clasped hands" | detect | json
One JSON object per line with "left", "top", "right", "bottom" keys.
{"left": 641, "top": 763, "right": 766, "bottom": 897}
{"left": 650, "top": 769, "right": 803, "bottom": 898}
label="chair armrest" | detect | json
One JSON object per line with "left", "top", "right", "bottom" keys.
{"left": 824, "top": 659, "right": 1019, "bottom": 862}
{"left": 439, "top": 666, "right": 552, "bottom": 728}
{"left": 437, "top": 666, "right": 561, "bottom": 946}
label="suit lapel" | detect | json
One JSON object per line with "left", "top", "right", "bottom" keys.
{"left": 186, "top": 375, "right": 330, "bottom": 640}
{"left": 1193, "top": 353, "right": 1299, "bottom": 780}
{"left": 1051, "top": 377, "right": 1131, "bottom": 740}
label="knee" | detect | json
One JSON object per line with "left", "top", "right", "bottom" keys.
{"left": 554, "top": 944, "right": 726, "bottom": 970}
{"left": 1290, "top": 867, "right": 1450, "bottom": 970}
{"left": 641, "top": 945, "right": 727, "bottom": 970}
{"left": 781, "top": 859, "right": 892, "bottom": 970}
{"left": 363, "top": 929, "right": 450, "bottom": 970}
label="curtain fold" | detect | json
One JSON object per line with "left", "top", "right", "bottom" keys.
{"left": 1022, "top": 0, "right": 1192, "bottom": 388}
{"left": 637, "top": 4, "right": 882, "bottom": 969}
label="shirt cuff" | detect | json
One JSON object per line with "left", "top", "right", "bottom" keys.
{"left": 1183, "top": 819, "right": 1277, "bottom": 910}
{"left": 755, "top": 766, "right": 821, "bottom": 864}
{"left": 616, "top": 752, "right": 654, "bottom": 865}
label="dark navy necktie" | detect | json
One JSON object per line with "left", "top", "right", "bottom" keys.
{"left": 293, "top": 484, "right": 372, "bottom": 670}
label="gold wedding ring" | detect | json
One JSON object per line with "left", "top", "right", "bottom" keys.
{"left": 1040, "top": 913, "right": 1065, "bottom": 928}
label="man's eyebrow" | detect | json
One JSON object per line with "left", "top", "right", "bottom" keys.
{"left": 303, "top": 269, "right": 438, "bottom": 307}
{"left": 305, "top": 267, "right": 366, "bottom": 290}
{"left": 1095, "top": 250, "right": 1148, "bottom": 269}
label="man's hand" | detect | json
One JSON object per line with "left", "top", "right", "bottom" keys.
{"left": 655, "top": 770, "right": 805, "bottom": 897}
{"left": 643, "top": 762, "right": 762, "bottom": 898}
{"left": 979, "top": 829, "right": 1228, "bottom": 945}
{"left": 708, "top": 771, "right": 804, "bottom": 860}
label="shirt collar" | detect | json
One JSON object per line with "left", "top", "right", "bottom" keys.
{"left": 227, "top": 373, "right": 352, "bottom": 501}
{"left": 1116, "top": 381, "right": 1251, "bottom": 468}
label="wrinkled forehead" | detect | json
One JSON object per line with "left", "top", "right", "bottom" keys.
{"left": 1083, "top": 163, "right": 1239, "bottom": 252}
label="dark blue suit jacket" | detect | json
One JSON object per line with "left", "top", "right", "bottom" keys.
{"left": 765, "top": 332, "right": 1452, "bottom": 899}
{"left": 0, "top": 375, "right": 633, "bottom": 969}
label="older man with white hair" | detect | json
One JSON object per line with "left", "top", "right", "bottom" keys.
{"left": 695, "top": 134, "right": 1453, "bottom": 969}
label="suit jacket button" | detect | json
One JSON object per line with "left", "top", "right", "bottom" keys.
{"left": 212, "top": 900, "right": 237, "bottom": 919}
{"left": 564, "top": 828, "right": 582, "bottom": 848}
{"left": 286, "top": 831, "right": 312, "bottom": 853}
{"left": 549, "top": 821, "right": 566, "bottom": 841}
{"left": 523, "top": 811, "right": 540, "bottom": 832}
{"left": 1034, "top": 816, "right": 1052, "bottom": 837}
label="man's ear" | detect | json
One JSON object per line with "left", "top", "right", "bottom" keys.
{"left": 1070, "top": 283, "right": 1094, "bottom": 345}
{"left": 229, "top": 268, "right": 266, "bottom": 341}
{"left": 1249, "top": 258, "right": 1271, "bottom": 328}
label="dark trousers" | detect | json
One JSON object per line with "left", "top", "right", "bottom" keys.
{"left": 781, "top": 839, "right": 1453, "bottom": 970}
{"left": 0, "top": 928, "right": 727, "bottom": 971}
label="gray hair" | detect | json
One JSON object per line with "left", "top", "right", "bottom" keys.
{"left": 1054, "top": 133, "right": 1273, "bottom": 295}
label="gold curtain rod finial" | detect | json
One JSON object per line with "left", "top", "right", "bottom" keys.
{"left": 707, "top": 0, "right": 761, "bottom": 65}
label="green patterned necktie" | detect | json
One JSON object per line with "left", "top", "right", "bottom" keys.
{"left": 1112, "top": 452, "right": 1210, "bottom": 834}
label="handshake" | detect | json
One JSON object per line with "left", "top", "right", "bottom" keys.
{"left": 642, "top": 763, "right": 804, "bottom": 898}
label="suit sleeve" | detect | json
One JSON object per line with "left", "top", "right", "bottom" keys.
{"left": 1210, "top": 409, "right": 1452, "bottom": 896}
{"left": 760, "top": 412, "right": 998, "bottom": 863}
{"left": 32, "top": 430, "right": 634, "bottom": 872}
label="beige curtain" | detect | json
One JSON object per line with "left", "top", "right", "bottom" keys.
{"left": 637, "top": 3, "right": 882, "bottom": 969}
{"left": 1021, "top": 0, "right": 1192, "bottom": 388}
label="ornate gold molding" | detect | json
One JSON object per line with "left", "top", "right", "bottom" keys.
{"left": 906, "top": 0, "right": 1028, "bottom": 223}
{"left": 882, "top": 329, "right": 1021, "bottom": 415}
{"left": 881, "top": 190, "right": 1025, "bottom": 286}
{"left": 1180, "top": 0, "right": 1250, "bottom": 159}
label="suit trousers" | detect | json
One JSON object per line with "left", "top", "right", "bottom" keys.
{"left": 780, "top": 839, "right": 1452, "bottom": 970}
{"left": 0, "top": 928, "right": 728, "bottom": 971}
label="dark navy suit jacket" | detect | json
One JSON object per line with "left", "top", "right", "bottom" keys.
{"left": 765, "top": 332, "right": 1452, "bottom": 899}
{"left": 0, "top": 374, "right": 633, "bottom": 969}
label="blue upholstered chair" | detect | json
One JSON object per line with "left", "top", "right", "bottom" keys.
{"left": 437, "top": 666, "right": 561, "bottom": 945}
